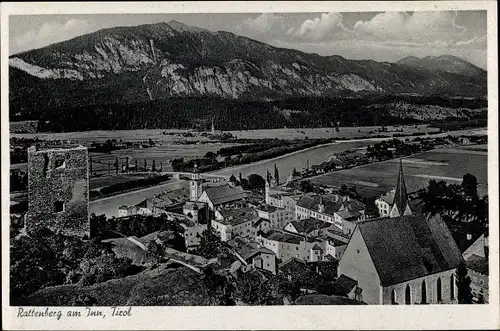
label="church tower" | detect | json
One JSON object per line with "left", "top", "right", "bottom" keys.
{"left": 190, "top": 163, "right": 203, "bottom": 202}
{"left": 265, "top": 178, "right": 270, "bottom": 205}
{"left": 389, "top": 158, "right": 412, "bottom": 218}
{"left": 211, "top": 118, "right": 215, "bottom": 134}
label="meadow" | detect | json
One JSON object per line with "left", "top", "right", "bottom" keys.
{"left": 309, "top": 145, "right": 488, "bottom": 199}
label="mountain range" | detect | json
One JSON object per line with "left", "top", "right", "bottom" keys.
{"left": 9, "top": 20, "right": 487, "bottom": 119}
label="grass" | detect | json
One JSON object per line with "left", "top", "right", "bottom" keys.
{"left": 25, "top": 265, "right": 211, "bottom": 306}
{"left": 309, "top": 146, "right": 488, "bottom": 199}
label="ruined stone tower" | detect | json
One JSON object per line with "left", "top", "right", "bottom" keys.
{"left": 26, "top": 144, "right": 90, "bottom": 237}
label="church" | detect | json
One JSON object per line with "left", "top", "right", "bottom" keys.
{"left": 336, "top": 158, "right": 463, "bottom": 305}
{"left": 375, "top": 158, "right": 413, "bottom": 218}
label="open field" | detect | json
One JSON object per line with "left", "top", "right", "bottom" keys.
{"left": 11, "top": 124, "right": 439, "bottom": 142}
{"left": 11, "top": 143, "right": 242, "bottom": 174}
{"left": 227, "top": 125, "right": 438, "bottom": 140}
{"left": 309, "top": 145, "right": 488, "bottom": 199}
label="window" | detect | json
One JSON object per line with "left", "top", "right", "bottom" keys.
{"left": 450, "top": 274, "right": 455, "bottom": 300}
{"left": 421, "top": 280, "right": 427, "bottom": 304}
{"left": 437, "top": 278, "right": 442, "bottom": 302}
{"left": 405, "top": 285, "right": 411, "bottom": 305}
{"left": 54, "top": 201, "right": 65, "bottom": 213}
{"left": 391, "top": 289, "right": 397, "bottom": 304}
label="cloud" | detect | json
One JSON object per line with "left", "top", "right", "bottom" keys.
{"left": 235, "top": 13, "right": 285, "bottom": 35}
{"left": 288, "top": 12, "right": 350, "bottom": 41}
{"left": 12, "top": 19, "right": 94, "bottom": 54}
{"left": 353, "top": 11, "right": 470, "bottom": 45}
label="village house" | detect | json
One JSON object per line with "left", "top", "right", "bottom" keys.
{"left": 197, "top": 184, "right": 247, "bottom": 211}
{"left": 265, "top": 180, "right": 301, "bottom": 220}
{"left": 256, "top": 230, "right": 324, "bottom": 263}
{"left": 212, "top": 206, "right": 257, "bottom": 241}
{"left": 283, "top": 217, "right": 331, "bottom": 237}
{"left": 228, "top": 238, "right": 277, "bottom": 275}
{"left": 463, "top": 232, "right": 489, "bottom": 303}
{"left": 252, "top": 217, "right": 272, "bottom": 235}
{"left": 295, "top": 193, "right": 366, "bottom": 237}
{"left": 255, "top": 204, "right": 290, "bottom": 230}
{"left": 337, "top": 213, "right": 463, "bottom": 305}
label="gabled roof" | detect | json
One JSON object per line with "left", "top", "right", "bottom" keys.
{"left": 238, "top": 243, "right": 275, "bottom": 261}
{"left": 290, "top": 217, "right": 331, "bottom": 235}
{"left": 204, "top": 185, "right": 246, "bottom": 205}
{"left": 465, "top": 254, "right": 488, "bottom": 275}
{"left": 262, "top": 230, "right": 304, "bottom": 244}
{"left": 216, "top": 206, "right": 257, "bottom": 226}
{"left": 297, "top": 194, "right": 342, "bottom": 216}
{"left": 333, "top": 274, "right": 358, "bottom": 296}
{"left": 357, "top": 214, "right": 463, "bottom": 286}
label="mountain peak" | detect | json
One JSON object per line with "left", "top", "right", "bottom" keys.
{"left": 165, "top": 20, "right": 207, "bottom": 33}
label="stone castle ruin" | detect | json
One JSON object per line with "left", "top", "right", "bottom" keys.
{"left": 26, "top": 144, "right": 90, "bottom": 237}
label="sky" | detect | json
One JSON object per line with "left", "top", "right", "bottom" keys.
{"left": 9, "top": 11, "right": 487, "bottom": 68}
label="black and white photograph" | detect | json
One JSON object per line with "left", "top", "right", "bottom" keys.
{"left": 1, "top": 1, "right": 498, "bottom": 330}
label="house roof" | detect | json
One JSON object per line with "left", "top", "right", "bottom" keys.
{"left": 204, "top": 185, "right": 246, "bottom": 205}
{"left": 152, "top": 187, "right": 190, "bottom": 207}
{"left": 357, "top": 214, "right": 463, "bottom": 286}
{"left": 238, "top": 243, "right": 275, "bottom": 261}
{"left": 333, "top": 274, "right": 358, "bottom": 296}
{"left": 297, "top": 194, "right": 365, "bottom": 216}
{"left": 290, "top": 217, "right": 331, "bottom": 235}
{"left": 379, "top": 189, "right": 396, "bottom": 205}
{"left": 216, "top": 206, "right": 257, "bottom": 226}
{"left": 465, "top": 254, "right": 488, "bottom": 275}
{"left": 297, "top": 194, "right": 342, "bottom": 216}
{"left": 253, "top": 217, "right": 271, "bottom": 227}
{"left": 262, "top": 230, "right": 304, "bottom": 244}
{"left": 256, "top": 204, "right": 280, "bottom": 213}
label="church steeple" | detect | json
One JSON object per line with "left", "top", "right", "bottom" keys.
{"left": 390, "top": 157, "right": 412, "bottom": 218}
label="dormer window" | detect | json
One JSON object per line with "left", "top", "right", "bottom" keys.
{"left": 55, "top": 158, "right": 66, "bottom": 169}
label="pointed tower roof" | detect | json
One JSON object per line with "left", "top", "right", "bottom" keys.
{"left": 393, "top": 157, "right": 410, "bottom": 214}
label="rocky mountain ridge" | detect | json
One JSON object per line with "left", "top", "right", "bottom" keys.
{"left": 9, "top": 20, "right": 487, "bottom": 112}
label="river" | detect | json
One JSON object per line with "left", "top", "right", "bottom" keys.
{"left": 85, "top": 127, "right": 485, "bottom": 217}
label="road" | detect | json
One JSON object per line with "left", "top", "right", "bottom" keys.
{"left": 90, "top": 179, "right": 185, "bottom": 217}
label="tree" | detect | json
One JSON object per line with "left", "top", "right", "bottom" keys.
{"left": 233, "top": 271, "right": 278, "bottom": 305}
{"left": 462, "top": 173, "right": 478, "bottom": 200}
{"left": 299, "top": 180, "right": 314, "bottom": 193}
{"left": 339, "top": 184, "right": 349, "bottom": 196}
{"left": 229, "top": 174, "right": 238, "bottom": 184}
{"left": 247, "top": 174, "right": 266, "bottom": 191}
{"left": 292, "top": 168, "right": 299, "bottom": 177}
{"left": 195, "top": 228, "right": 223, "bottom": 259}
{"left": 143, "top": 159, "right": 147, "bottom": 171}
{"left": 456, "top": 262, "right": 473, "bottom": 304}
{"left": 274, "top": 164, "right": 280, "bottom": 185}
{"left": 204, "top": 151, "right": 217, "bottom": 160}
{"left": 152, "top": 160, "right": 156, "bottom": 172}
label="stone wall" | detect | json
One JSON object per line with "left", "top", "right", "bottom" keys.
{"left": 26, "top": 146, "right": 90, "bottom": 237}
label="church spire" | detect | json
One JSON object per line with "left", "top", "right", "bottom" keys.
{"left": 391, "top": 157, "right": 411, "bottom": 217}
